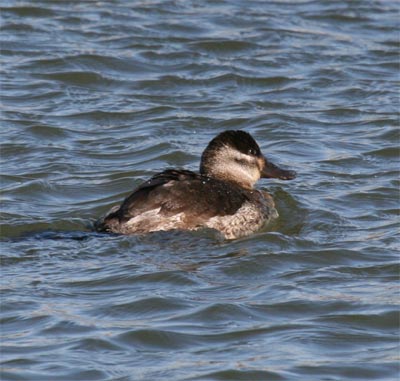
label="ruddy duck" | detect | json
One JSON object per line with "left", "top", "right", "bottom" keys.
{"left": 95, "top": 130, "right": 296, "bottom": 239}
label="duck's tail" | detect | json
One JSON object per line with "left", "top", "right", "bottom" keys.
{"left": 94, "top": 206, "right": 121, "bottom": 233}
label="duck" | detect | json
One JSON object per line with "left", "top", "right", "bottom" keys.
{"left": 95, "top": 130, "right": 296, "bottom": 239}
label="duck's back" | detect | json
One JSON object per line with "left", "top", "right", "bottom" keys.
{"left": 95, "top": 169, "right": 256, "bottom": 237}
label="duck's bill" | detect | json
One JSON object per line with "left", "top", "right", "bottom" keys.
{"left": 262, "top": 159, "right": 296, "bottom": 180}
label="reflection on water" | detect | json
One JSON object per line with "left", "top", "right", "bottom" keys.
{"left": 1, "top": 1, "right": 399, "bottom": 380}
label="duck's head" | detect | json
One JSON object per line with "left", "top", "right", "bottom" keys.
{"left": 200, "top": 130, "right": 296, "bottom": 189}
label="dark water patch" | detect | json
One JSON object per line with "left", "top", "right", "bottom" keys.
{"left": 293, "top": 363, "right": 399, "bottom": 381}
{"left": 365, "top": 146, "right": 400, "bottom": 159}
{"left": 1, "top": 6, "right": 55, "bottom": 18}
{"left": 116, "top": 329, "right": 201, "bottom": 350}
{"left": 333, "top": 262, "right": 400, "bottom": 279}
{"left": 139, "top": 50, "right": 202, "bottom": 64}
{"left": 135, "top": 73, "right": 296, "bottom": 92}
{"left": 69, "top": 337, "right": 124, "bottom": 352}
{"left": 24, "top": 124, "right": 69, "bottom": 139}
{"left": 147, "top": 21, "right": 210, "bottom": 37}
{"left": 60, "top": 270, "right": 198, "bottom": 292}
{"left": 171, "top": 302, "right": 257, "bottom": 325}
{"left": 249, "top": 299, "right": 367, "bottom": 320}
{"left": 0, "top": 22, "right": 47, "bottom": 34}
{"left": 92, "top": 296, "right": 191, "bottom": 319}
{"left": 35, "top": 71, "right": 120, "bottom": 88}
{"left": 314, "top": 310, "right": 400, "bottom": 332}
{"left": 190, "top": 39, "right": 260, "bottom": 54}
{"left": 189, "top": 368, "right": 286, "bottom": 381}
{"left": 116, "top": 323, "right": 308, "bottom": 351}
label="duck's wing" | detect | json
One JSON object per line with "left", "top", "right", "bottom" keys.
{"left": 110, "top": 169, "right": 248, "bottom": 223}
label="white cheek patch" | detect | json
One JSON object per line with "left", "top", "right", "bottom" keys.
{"left": 204, "top": 145, "right": 262, "bottom": 188}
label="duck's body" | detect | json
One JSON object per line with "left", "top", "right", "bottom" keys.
{"left": 95, "top": 130, "right": 295, "bottom": 239}
{"left": 96, "top": 169, "right": 277, "bottom": 239}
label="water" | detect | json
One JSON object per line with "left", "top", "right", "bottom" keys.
{"left": 1, "top": 1, "right": 399, "bottom": 380}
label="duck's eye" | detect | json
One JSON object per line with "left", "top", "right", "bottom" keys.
{"left": 248, "top": 149, "right": 257, "bottom": 156}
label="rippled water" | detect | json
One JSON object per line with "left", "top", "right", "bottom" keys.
{"left": 1, "top": 1, "right": 399, "bottom": 380}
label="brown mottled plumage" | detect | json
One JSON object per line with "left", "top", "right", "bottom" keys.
{"left": 95, "top": 130, "right": 296, "bottom": 239}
